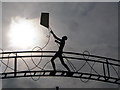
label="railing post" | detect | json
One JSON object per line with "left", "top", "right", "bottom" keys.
{"left": 103, "top": 59, "right": 110, "bottom": 81}
{"left": 106, "top": 59, "right": 110, "bottom": 77}
{"left": 103, "top": 62, "right": 106, "bottom": 80}
{"left": 14, "top": 53, "right": 17, "bottom": 77}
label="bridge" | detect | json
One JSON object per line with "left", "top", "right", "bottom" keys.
{"left": 0, "top": 51, "right": 120, "bottom": 85}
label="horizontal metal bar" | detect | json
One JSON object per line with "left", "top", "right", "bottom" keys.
{"left": 1, "top": 70, "right": 120, "bottom": 85}
{"left": 1, "top": 70, "right": 118, "bottom": 80}
{"left": 0, "top": 51, "right": 119, "bottom": 62}
{"left": 2, "top": 55, "right": 120, "bottom": 67}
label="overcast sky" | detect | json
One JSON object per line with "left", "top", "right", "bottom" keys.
{"left": 1, "top": 2, "right": 119, "bottom": 88}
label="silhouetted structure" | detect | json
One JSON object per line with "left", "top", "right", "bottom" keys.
{"left": 50, "top": 30, "right": 71, "bottom": 72}
{"left": 56, "top": 86, "right": 59, "bottom": 90}
{"left": 1, "top": 51, "right": 120, "bottom": 85}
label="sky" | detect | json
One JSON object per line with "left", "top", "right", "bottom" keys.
{"left": 1, "top": 2, "right": 119, "bottom": 88}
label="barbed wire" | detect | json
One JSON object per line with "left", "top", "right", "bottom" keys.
{"left": 0, "top": 48, "right": 119, "bottom": 82}
{"left": 0, "top": 28, "right": 119, "bottom": 83}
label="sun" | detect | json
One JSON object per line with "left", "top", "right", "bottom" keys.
{"left": 8, "top": 17, "right": 43, "bottom": 50}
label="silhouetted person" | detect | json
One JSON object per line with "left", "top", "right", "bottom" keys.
{"left": 50, "top": 30, "right": 71, "bottom": 72}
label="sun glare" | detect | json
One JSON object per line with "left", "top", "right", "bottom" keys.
{"left": 8, "top": 17, "right": 44, "bottom": 50}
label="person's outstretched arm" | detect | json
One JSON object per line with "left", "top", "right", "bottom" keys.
{"left": 55, "top": 40, "right": 60, "bottom": 44}
{"left": 50, "top": 30, "right": 61, "bottom": 41}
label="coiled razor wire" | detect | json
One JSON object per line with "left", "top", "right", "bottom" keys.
{"left": 0, "top": 27, "right": 119, "bottom": 82}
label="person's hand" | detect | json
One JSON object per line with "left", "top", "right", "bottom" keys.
{"left": 55, "top": 40, "right": 57, "bottom": 42}
{"left": 50, "top": 30, "right": 53, "bottom": 34}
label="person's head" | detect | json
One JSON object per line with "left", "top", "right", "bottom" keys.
{"left": 62, "top": 36, "right": 68, "bottom": 40}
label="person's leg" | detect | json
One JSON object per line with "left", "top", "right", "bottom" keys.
{"left": 59, "top": 55, "right": 71, "bottom": 72}
{"left": 51, "top": 54, "right": 57, "bottom": 71}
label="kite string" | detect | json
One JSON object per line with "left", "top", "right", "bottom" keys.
{"left": 30, "top": 28, "right": 51, "bottom": 71}
{"left": 28, "top": 27, "right": 51, "bottom": 81}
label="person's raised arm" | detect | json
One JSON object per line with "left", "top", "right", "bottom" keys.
{"left": 50, "top": 30, "right": 61, "bottom": 41}
{"left": 55, "top": 40, "right": 60, "bottom": 44}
